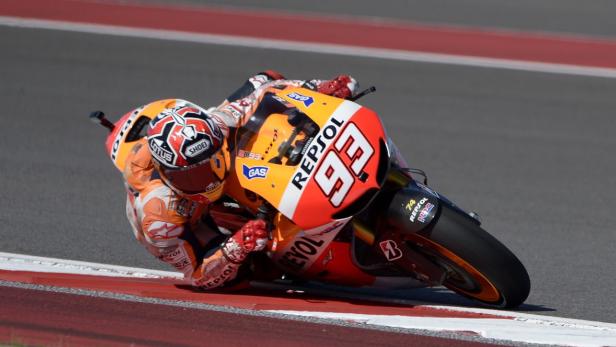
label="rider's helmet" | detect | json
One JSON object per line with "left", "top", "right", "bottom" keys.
{"left": 147, "top": 103, "right": 227, "bottom": 204}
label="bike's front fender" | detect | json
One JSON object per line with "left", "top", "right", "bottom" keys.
{"left": 384, "top": 181, "right": 440, "bottom": 235}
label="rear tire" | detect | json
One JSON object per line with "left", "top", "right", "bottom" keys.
{"left": 407, "top": 204, "right": 530, "bottom": 308}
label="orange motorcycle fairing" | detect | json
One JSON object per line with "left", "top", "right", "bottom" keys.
{"left": 229, "top": 88, "right": 387, "bottom": 229}
{"left": 225, "top": 88, "right": 388, "bottom": 281}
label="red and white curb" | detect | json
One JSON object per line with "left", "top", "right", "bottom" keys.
{"left": 0, "top": 251, "right": 182, "bottom": 280}
{"left": 1, "top": 252, "right": 616, "bottom": 347}
{"left": 267, "top": 310, "right": 616, "bottom": 347}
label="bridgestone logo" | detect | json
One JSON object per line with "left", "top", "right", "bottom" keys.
{"left": 186, "top": 139, "right": 209, "bottom": 157}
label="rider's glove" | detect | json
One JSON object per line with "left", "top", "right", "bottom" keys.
{"left": 317, "top": 75, "right": 359, "bottom": 99}
{"left": 221, "top": 219, "right": 268, "bottom": 264}
{"left": 261, "top": 70, "right": 285, "bottom": 81}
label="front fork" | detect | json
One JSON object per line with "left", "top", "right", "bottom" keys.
{"left": 351, "top": 168, "right": 461, "bottom": 285}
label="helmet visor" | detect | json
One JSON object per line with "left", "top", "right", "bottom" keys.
{"left": 160, "top": 160, "right": 222, "bottom": 194}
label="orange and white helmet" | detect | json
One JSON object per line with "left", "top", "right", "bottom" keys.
{"left": 147, "top": 104, "right": 227, "bottom": 204}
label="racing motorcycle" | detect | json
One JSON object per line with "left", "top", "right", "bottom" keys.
{"left": 91, "top": 86, "right": 530, "bottom": 308}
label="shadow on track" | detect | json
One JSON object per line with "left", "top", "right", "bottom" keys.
{"left": 176, "top": 281, "right": 554, "bottom": 314}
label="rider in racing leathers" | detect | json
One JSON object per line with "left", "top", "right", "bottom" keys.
{"left": 122, "top": 71, "right": 358, "bottom": 289}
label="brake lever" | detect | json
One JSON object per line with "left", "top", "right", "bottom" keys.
{"left": 349, "top": 86, "right": 376, "bottom": 101}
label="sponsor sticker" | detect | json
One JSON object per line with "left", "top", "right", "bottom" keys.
{"left": 379, "top": 240, "right": 403, "bottom": 261}
{"left": 242, "top": 164, "right": 268, "bottom": 180}
{"left": 110, "top": 117, "right": 133, "bottom": 161}
{"left": 405, "top": 199, "right": 416, "bottom": 212}
{"left": 287, "top": 92, "right": 314, "bottom": 107}
{"left": 274, "top": 219, "right": 348, "bottom": 273}
{"left": 277, "top": 235, "right": 328, "bottom": 272}
{"left": 185, "top": 139, "right": 210, "bottom": 157}
{"left": 409, "top": 197, "right": 428, "bottom": 222}
{"left": 238, "top": 149, "right": 263, "bottom": 160}
{"left": 150, "top": 138, "right": 175, "bottom": 164}
{"left": 199, "top": 264, "right": 238, "bottom": 289}
{"left": 290, "top": 116, "right": 345, "bottom": 191}
{"left": 418, "top": 202, "right": 435, "bottom": 223}
{"left": 278, "top": 101, "right": 361, "bottom": 220}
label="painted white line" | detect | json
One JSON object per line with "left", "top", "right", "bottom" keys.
{"left": 2, "top": 16, "right": 616, "bottom": 79}
{"left": 268, "top": 311, "right": 616, "bottom": 347}
{"left": 0, "top": 251, "right": 183, "bottom": 279}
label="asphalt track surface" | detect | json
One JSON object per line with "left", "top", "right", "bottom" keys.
{"left": 153, "top": 0, "right": 616, "bottom": 37}
{"left": 1, "top": 0, "right": 615, "bottom": 328}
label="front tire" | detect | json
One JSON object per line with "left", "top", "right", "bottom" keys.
{"left": 405, "top": 203, "right": 531, "bottom": 308}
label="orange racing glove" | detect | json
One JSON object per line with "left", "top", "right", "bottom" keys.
{"left": 221, "top": 219, "right": 268, "bottom": 264}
